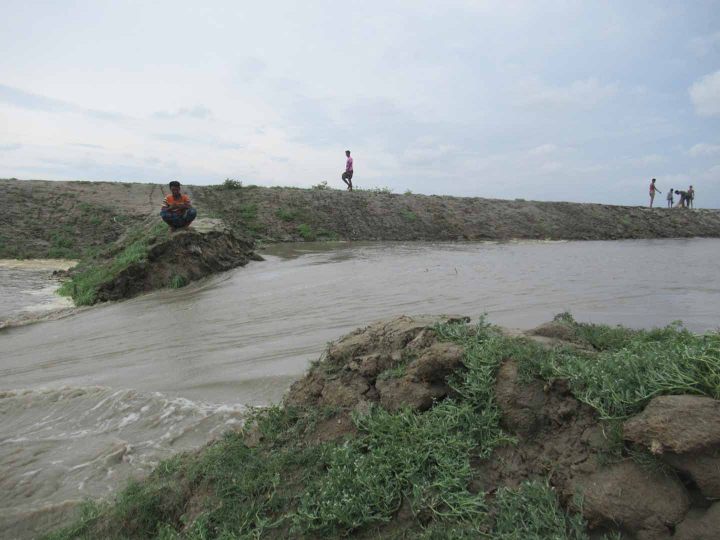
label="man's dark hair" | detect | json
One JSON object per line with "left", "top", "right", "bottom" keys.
{"left": 651, "top": 178, "right": 656, "bottom": 182}
{"left": 346, "top": 150, "right": 351, "bottom": 155}
{"left": 169, "top": 180, "right": 181, "bottom": 188}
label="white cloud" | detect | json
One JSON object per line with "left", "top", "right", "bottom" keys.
{"left": 630, "top": 154, "right": 665, "bottom": 166}
{"left": 689, "top": 70, "right": 720, "bottom": 117}
{"left": 540, "top": 161, "right": 563, "bottom": 173}
{"left": 153, "top": 105, "right": 213, "bottom": 119}
{"left": 518, "top": 78, "right": 618, "bottom": 108}
{"left": 688, "top": 143, "right": 720, "bottom": 157}
{"left": 528, "top": 143, "right": 557, "bottom": 156}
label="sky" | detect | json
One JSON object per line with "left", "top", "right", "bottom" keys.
{"left": 1, "top": 1, "right": 719, "bottom": 207}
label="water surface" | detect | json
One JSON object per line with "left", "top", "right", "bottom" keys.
{"left": 1, "top": 239, "right": 719, "bottom": 537}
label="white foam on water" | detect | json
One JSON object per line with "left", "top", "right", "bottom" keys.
{"left": 0, "top": 385, "right": 247, "bottom": 538}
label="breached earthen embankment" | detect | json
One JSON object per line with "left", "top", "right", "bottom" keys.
{"left": 93, "top": 219, "right": 261, "bottom": 303}
{"left": 2, "top": 179, "right": 720, "bottom": 258}
{"left": 57, "top": 218, "right": 261, "bottom": 306}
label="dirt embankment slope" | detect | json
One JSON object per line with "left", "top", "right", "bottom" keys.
{"left": 46, "top": 315, "right": 720, "bottom": 540}
{"left": 3, "top": 179, "right": 720, "bottom": 258}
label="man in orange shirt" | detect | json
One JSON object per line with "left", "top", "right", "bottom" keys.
{"left": 160, "top": 180, "right": 197, "bottom": 230}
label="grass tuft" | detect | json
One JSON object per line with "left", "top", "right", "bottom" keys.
{"left": 297, "top": 223, "right": 316, "bottom": 241}
{"left": 494, "top": 480, "right": 588, "bottom": 539}
{"left": 532, "top": 317, "right": 720, "bottom": 419}
{"left": 169, "top": 274, "right": 187, "bottom": 289}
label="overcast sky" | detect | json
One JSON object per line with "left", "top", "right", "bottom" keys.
{"left": 1, "top": 1, "right": 719, "bottom": 206}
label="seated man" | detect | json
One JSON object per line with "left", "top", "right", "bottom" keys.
{"left": 160, "top": 180, "right": 197, "bottom": 230}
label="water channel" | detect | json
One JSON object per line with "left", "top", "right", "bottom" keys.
{"left": 1, "top": 239, "right": 719, "bottom": 537}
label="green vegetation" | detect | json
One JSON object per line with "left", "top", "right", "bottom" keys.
{"left": 315, "top": 229, "right": 339, "bottom": 241}
{"left": 45, "top": 316, "right": 720, "bottom": 539}
{"left": 376, "top": 351, "right": 416, "bottom": 381}
{"left": 238, "top": 203, "right": 257, "bottom": 221}
{"left": 366, "top": 186, "right": 393, "bottom": 194}
{"left": 48, "top": 229, "right": 80, "bottom": 259}
{"left": 216, "top": 178, "right": 243, "bottom": 190}
{"left": 297, "top": 223, "right": 316, "bottom": 241}
{"left": 235, "top": 202, "right": 265, "bottom": 234}
{"left": 376, "top": 364, "right": 407, "bottom": 380}
{"left": 169, "top": 274, "right": 187, "bottom": 289}
{"left": 275, "top": 207, "right": 300, "bottom": 222}
{"left": 493, "top": 481, "right": 587, "bottom": 539}
{"left": 58, "top": 222, "right": 168, "bottom": 305}
{"left": 529, "top": 313, "right": 720, "bottom": 419}
{"left": 400, "top": 209, "right": 418, "bottom": 222}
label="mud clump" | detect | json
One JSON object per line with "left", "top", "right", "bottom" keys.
{"left": 572, "top": 461, "right": 690, "bottom": 536}
{"left": 674, "top": 503, "right": 720, "bottom": 540}
{"left": 285, "top": 315, "right": 468, "bottom": 414}
{"left": 624, "top": 395, "right": 720, "bottom": 500}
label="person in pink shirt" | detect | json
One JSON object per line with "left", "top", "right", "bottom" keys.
{"left": 341, "top": 150, "right": 354, "bottom": 191}
{"left": 648, "top": 178, "right": 661, "bottom": 207}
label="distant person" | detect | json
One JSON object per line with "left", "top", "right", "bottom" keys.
{"left": 674, "top": 190, "right": 688, "bottom": 208}
{"left": 341, "top": 150, "right": 354, "bottom": 191}
{"left": 688, "top": 185, "right": 695, "bottom": 208}
{"left": 160, "top": 181, "right": 197, "bottom": 230}
{"left": 649, "top": 178, "right": 661, "bottom": 207}
{"left": 666, "top": 188, "right": 674, "bottom": 208}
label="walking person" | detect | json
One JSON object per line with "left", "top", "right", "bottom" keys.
{"left": 341, "top": 150, "right": 354, "bottom": 191}
{"left": 687, "top": 185, "right": 695, "bottom": 209}
{"left": 649, "top": 178, "right": 661, "bottom": 207}
{"left": 666, "top": 188, "right": 674, "bottom": 208}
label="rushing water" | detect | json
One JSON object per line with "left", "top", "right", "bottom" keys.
{"left": 0, "top": 260, "right": 75, "bottom": 324}
{"left": 1, "top": 239, "right": 720, "bottom": 537}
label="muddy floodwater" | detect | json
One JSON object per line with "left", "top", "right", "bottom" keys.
{"left": 0, "top": 259, "right": 75, "bottom": 324}
{"left": 1, "top": 239, "right": 720, "bottom": 537}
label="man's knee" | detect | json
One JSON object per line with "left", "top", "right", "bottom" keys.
{"left": 186, "top": 207, "right": 197, "bottom": 222}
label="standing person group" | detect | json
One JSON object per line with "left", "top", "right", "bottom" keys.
{"left": 648, "top": 179, "right": 695, "bottom": 209}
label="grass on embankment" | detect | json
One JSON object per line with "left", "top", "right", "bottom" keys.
{"left": 45, "top": 316, "right": 720, "bottom": 539}
{"left": 57, "top": 222, "right": 169, "bottom": 305}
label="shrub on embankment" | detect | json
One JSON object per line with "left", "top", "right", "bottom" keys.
{"left": 45, "top": 314, "right": 720, "bottom": 539}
